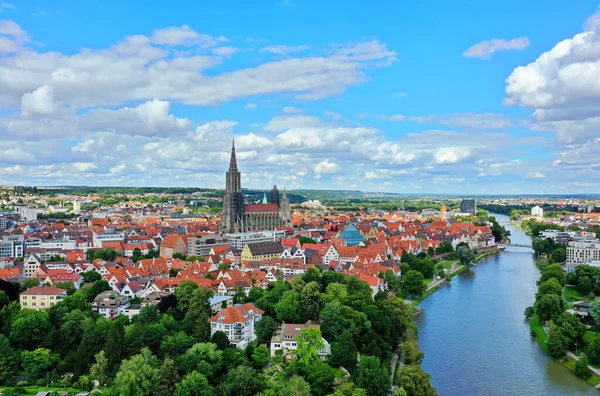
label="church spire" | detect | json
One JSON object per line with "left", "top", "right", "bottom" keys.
{"left": 229, "top": 139, "right": 238, "bottom": 172}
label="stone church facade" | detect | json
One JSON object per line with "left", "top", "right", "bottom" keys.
{"left": 221, "top": 141, "right": 292, "bottom": 234}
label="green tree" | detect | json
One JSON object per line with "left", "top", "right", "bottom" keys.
{"left": 577, "top": 276, "right": 593, "bottom": 295}
{"left": 260, "top": 375, "right": 311, "bottom": 396}
{"left": 178, "top": 342, "right": 223, "bottom": 377}
{"left": 328, "top": 379, "right": 367, "bottom": 396}
{"left": 82, "top": 271, "right": 102, "bottom": 283}
{"left": 550, "top": 248, "right": 566, "bottom": 264}
{"left": 590, "top": 301, "right": 600, "bottom": 327}
{"left": 90, "top": 350, "right": 109, "bottom": 386}
{"left": 401, "top": 270, "right": 427, "bottom": 298}
{"left": 396, "top": 364, "right": 437, "bottom": 396}
{"left": 219, "top": 366, "right": 264, "bottom": 396}
{"left": 575, "top": 356, "right": 591, "bottom": 379}
{"left": 21, "top": 278, "right": 39, "bottom": 290}
{"left": 296, "top": 327, "right": 325, "bottom": 366}
{"left": 233, "top": 286, "right": 247, "bottom": 304}
{"left": 105, "top": 320, "right": 126, "bottom": 371}
{"left": 539, "top": 264, "right": 566, "bottom": 286}
{"left": 534, "top": 294, "right": 563, "bottom": 322}
{"left": 115, "top": 348, "right": 159, "bottom": 396}
{"left": 585, "top": 335, "right": 600, "bottom": 365}
{"left": 57, "top": 309, "right": 87, "bottom": 356}
{"left": 0, "top": 335, "right": 18, "bottom": 384}
{"left": 251, "top": 345, "right": 270, "bottom": 368}
{"left": 547, "top": 329, "right": 569, "bottom": 358}
{"left": 536, "top": 278, "right": 563, "bottom": 300}
{"left": 255, "top": 315, "right": 280, "bottom": 344}
{"left": 9, "top": 309, "right": 53, "bottom": 349}
{"left": 456, "top": 246, "right": 476, "bottom": 266}
{"left": 211, "top": 330, "right": 231, "bottom": 351}
{"left": 21, "top": 348, "right": 59, "bottom": 381}
{"left": 54, "top": 281, "right": 76, "bottom": 295}
{"left": 355, "top": 355, "right": 391, "bottom": 396}
{"left": 300, "top": 281, "right": 323, "bottom": 322}
{"left": 175, "top": 371, "right": 215, "bottom": 396}
{"left": 161, "top": 331, "right": 196, "bottom": 358}
{"left": 328, "top": 330, "right": 358, "bottom": 374}
{"left": 84, "top": 280, "right": 112, "bottom": 301}
{"left": 320, "top": 302, "right": 370, "bottom": 343}
{"left": 275, "top": 290, "right": 301, "bottom": 322}
{"left": 153, "top": 358, "right": 181, "bottom": 396}
{"left": 299, "top": 236, "right": 317, "bottom": 245}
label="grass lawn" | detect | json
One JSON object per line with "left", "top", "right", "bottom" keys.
{"left": 423, "top": 278, "right": 433, "bottom": 286}
{"left": 529, "top": 315, "right": 549, "bottom": 353}
{"left": 584, "top": 331, "right": 598, "bottom": 343}
{"left": 0, "top": 385, "right": 84, "bottom": 395}
{"left": 564, "top": 286, "right": 586, "bottom": 301}
{"left": 437, "top": 261, "right": 453, "bottom": 270}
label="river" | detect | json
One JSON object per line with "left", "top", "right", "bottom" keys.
{"left": 414, "top": 213, "right": 597, "bottom": 395}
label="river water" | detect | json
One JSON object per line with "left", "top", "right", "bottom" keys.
{"left": 414, "top": 213, "right": 597, "bottom": 395}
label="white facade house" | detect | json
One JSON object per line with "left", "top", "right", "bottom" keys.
{"left": 531, "top": 206, "right": 544, "bottom": 218}
{"left": 566, "top": 240, "right": 600, "bottom": 272}
{"left": 15, "top": 206, "right": 38, "bottom": 222}
{"left": 270, "top": 323, "right": 331, "bottom": 358}
{"left": 226, "top": 230, "right": 287, "bottom": 250}
{"left": 92, "top": 230, "right": 125, "bottom": 248}
{"left": 0, "top": 234, "right": 24, "bottom": 258}
{"left": 92, "top": 290, "right": 131, "bottom": 320}
{"left": 210, "top": 303, "right": 264, "bottom": 349}
{"left": 42, "top": 239, "right": 77, "bottom": 250}
{"left": 23, "top": 253, "right": 43, "bottom": 277}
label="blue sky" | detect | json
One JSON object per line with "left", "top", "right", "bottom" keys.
{"left": 1, "top": 0, "right": 599, "bottom": 193}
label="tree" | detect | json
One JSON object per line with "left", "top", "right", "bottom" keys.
{"left": 328, "top": 379, "right": 367, "bottom": 396}
{"left": 547, "top": 329, "right": 569, "bottom": 358}
{"left": 550, "top": 248, "right": 566, "bottom": 264}
{"left": 300, "top": 281, "right": 323, "bottom": 322}
{"left": 90, "top": 350, "right": 109, "bottom": 386}
{"left": 175, "top": 371, "right": 215, "bottom": 396}
{"left": 251, "top": 345, "right": 270, "bottom": 368}
{"left": 10, "top": 309, "right": 53, "bottom": 349}
{"left": 233, "top": 286, "right": 247, "bottom": 304}
{"left": 219, "top": 366, "right": 264, "bottom": 396}
{"left": 539, "top": 264, "right": 566, "bottom": 286}
{"left": 115, "top": 348, "right": 159, "bottom": 396}
{"left": 21, "top": 348, "right": 59, "bottom": 381}
{"left": 590, "top": 301, "right": 600, "bottom": 327}
{"left": 54, "top": 281, "right": 76, "bottom": 295}
{"left": 255, "top": 315, "right": 280, "bottom": 344}
{"left": 82, "top": 271, "right": 101, "bottom": 283}
{"left": 456, "top": 246, "right": 475, "bottom": 266}
{"left": 534, "top": 294, "right": 563, "bottom": 322}
{"left": 575, "top": 356, "right": 591, "bottom": 379}
{"left": 586, "top": 335, "right": 600, "bottom": 365}
{"left": 355, "top": 355, "right": 391, "bottom": 396}
{"left": 161, "top": 331, "right": 196, "bottom": 358}
{"left": 84, "top": 280, "right": 112, "bottom": 301}
{"left": 577, "top": 276, "right": 593, "bottom": 295}
{"left": 275, "top": 290, "right": 301, "bottom": 322}
{"left": 402, "top": 341, "right": 424, "bottom": 366}
{"left": 153, "top": 358, "right": 181, "bottom": 396}
{"left": 136, "top": 305, "right": 160, "bottom": 324}
{"left": 105, "top": 320, "right": 125, "bottom": 371}
{"left": 21, "top": 278, "right": 39, "bottom": 290}
{"left": 299, "top": 236, "right": 317, "bottom": 245}
{"left": 536, "top": 278, "right": 563, "bottom": 300}
{"left": 211, "top": 330, "right": 231, "bottom": 350}
{"left": 178, "top": 342, "right": 223, "bottom": 377}
{"left": 57, "top": 309, "right": 87, "bottom": 356}
{"left": 320, "top": 302, "right": 370, "bottom": 343}
{"left": 260, "top": 375, "right": 311, "bottom": 396}
{"left": 396, "top": 364, "right": 437, "bottom": 396}
{"left": 328, "top": 330, "right": 358, "bottom": 374}
{"left": 0, "top": 335, "right": 18, "bottom": 384}
{"left": 401, "top": 270, "right": 426, "bottom": 298}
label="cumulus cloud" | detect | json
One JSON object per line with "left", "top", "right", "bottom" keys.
{"left": 463, "top": 37, "right": 530, "bottom": 59}
{"left": 379, "top": 112, "right": 513, "bottom": 130}
{"left": 260, "top": 45, "right": 309, "bottom": 55}
{"left": 433, "top": 147, "right": 472, "bottom": 164}
{"left": 505, "top": 10, "right": 600, "bottom": 144}
{"left": 21, "top": 86, "right": 55, "bottom": 116}
{"left": 527, "top": 171, "right": 546, "bottom": 179}
{"left": 314, "top": 160, "right": 339, "bottom": 178}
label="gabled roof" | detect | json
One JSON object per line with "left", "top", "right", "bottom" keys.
{"left": 21, "top": 286, "right": 67, "bottom": 296}
{"left": 246, "top": 241, "right": 284, "bottom": 256}
{"left": 210, "top": 303, "right": 264, "bottom": 324}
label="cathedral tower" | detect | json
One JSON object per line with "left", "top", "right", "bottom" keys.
{"left": 221, "top": 140, "right": 244, "bottom": 233}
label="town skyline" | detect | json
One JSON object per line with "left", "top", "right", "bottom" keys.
{"left": 1, "top": 1, "right": 599, "bottom": 193}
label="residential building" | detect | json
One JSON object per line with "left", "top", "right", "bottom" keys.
{"left": 209, "top": 295, "right": 234, "bottom": 314}
{"left": 0, "top": 234, "right": 24, "bottom": 258}
{"left": 20, "top": 286, "right": 67, "bottom": 310}
{"left": 160, "top": 233, "right": 189, "bottom": 258}
{"left": 187, "top": 234, "right": 229, "bottom": 257}
{"left": 210, "top": 303, "right": 263, "bottom": 349}
{"left": 15, "top": 205, "right": 38, "bottom": 221}
{"left": 42, "top": 238, "right": 77, "bottom": 250}
{"left": 226, "top": 230, "right": 287, "bottom": 250}
{"left": 23, "top": 253, "right": 43, "bottom": 277}
{"left": 92, "top": 290, "right": 131, "bottom": 320}
{"left": 531, "top": 206, "right": 544, "bottom": 218}
{"left": 566, "top": 240, "right": 600, "bottom": 271}
{"left": 241, "top": 241, "right": 285, "bottom": 262}
{"left": 0, "top": 216, "right": 8, "bottom": 230}
{"left": 270, "top": 323, "right": 331, "bottom": 358}
{"left": 92, "top": 229, "right": 124, "bottom": 248}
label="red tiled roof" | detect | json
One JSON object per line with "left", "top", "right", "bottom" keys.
{"left": 21, "top": 286, "right": 67, "bottom": 296}
{"left": 210, "top": 303, "right": 264, "bottom": 324}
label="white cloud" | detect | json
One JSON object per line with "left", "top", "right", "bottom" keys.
{"left": 72, "top": 162, "right": 98, "bottom": 172}
{"left": 527, "top": 171, "right": 546, "bottom": 179}
{"left": 282, "top": 106, "right": 303, "bottom": 114}
{"left": 260, "top": 45, "right": 309, "bottom": 55}
{"left": 463, "top": 37, "right": 530, "bottom": 59}
{"left": 314, "top": 159, "right": 339, "bottom": 178}
{"left": 0, "top": 2, "right": 16, "bottom": 11}
{"left": 21, "top": 86, "right": 55, "bottom": 116}
{"left": 244, "top": 102, "right": 258, "bottom": 109}
{"left": 433, "top": 147, "right": 472, "bottom": 164}
{"left": 212, "top": 46, "right": 238, "bottom": 56}
{"left": 110, "top": 163, "right": 127, "bottom": 174}
{"left": 379, "top": 112, "right": 512, "bottom": 129}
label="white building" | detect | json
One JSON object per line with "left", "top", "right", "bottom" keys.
{"left": 209, "top": 295, "right": 234, "bottom": 314}
{"left": 0, "top": 235, "right": 24, "bottom": 258}
{"left": 23, "top": 253, "right": 43, "bottom": 277}
{"left": 226, "top": 230, "right": 287, "bottom": 250}
{"left": 73, "top": 200, "right": 81, "bottom": 214}
{"left": 209, "top": 303, "right": 264, "bottom": 349}
{"left": 42, "top": 238, "right": 77, "bottom": 250}
{"left": 566, "top": 240, "right": 600, "bottom": 272}
{"left": 531, "top": 206, "right": 544, "bottom": 218}
{"left": 92, "top": 290, "right": 131, "bottom": 320}
{"left": 92, "top": 230, "right": 125, "bottom": 248}
{"left": 15, "top": 206, "right": 38, "bottom": 222}
{"left": 270, "top": 323, "right": 331, "bottom": 358}
{"left": 0, "top": 217, "right": 8, "bottom": 230}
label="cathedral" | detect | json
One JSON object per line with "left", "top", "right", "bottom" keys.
{"left": 221, "top": 141, "right": 292, "bottom": 234}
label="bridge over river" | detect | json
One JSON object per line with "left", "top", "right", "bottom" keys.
{"left": 499, "top": 243, "right": 533, "bottom": 248}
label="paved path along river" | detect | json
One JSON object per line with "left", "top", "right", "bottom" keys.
{"left": 414, "top": 213, "right": 597, "bottom": 396}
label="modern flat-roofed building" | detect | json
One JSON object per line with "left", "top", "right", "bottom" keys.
{"left": 20, "top": 286, "right": 67, "bottom": 310}
{"left": 226, "top": 230, "right": 286, "bottom": 250}
{"left": 566, "top": 240, "right": 600, "bottom": 272}
{"left": 187, "top": 234, "right": 229, "bottom": 257}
